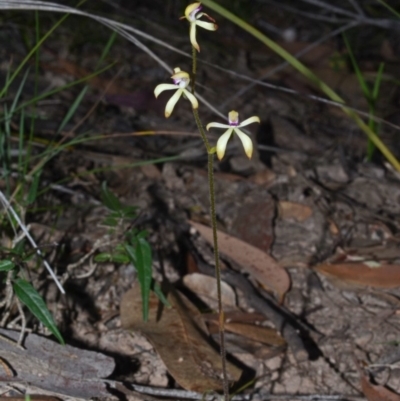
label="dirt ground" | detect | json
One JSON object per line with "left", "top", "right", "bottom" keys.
{"left": 1, "top": 1, "right": 400, "bottom": 400}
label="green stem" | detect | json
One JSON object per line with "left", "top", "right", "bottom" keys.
{"left": 191, "top": 45, "right": 197, "bottom": 93}
{"left": 192, "top": 109, "right": 211, "bottom": 152}
{"left": 208, "top": 152, "right": 229, "bottom": 400}
{"left": 191, "top": 45, "right": 229, "bottom": 401}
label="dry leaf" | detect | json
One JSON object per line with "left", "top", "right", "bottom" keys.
{"left": 223, "top": 322, "right": 285, "bottom": 347}
{"left": 120, "top": 285, "right": 242, "bottom": 392}
{"left": 315, "top": 262, "right": 400, "bottom": 288}
{"left": 278, "top": 201, "right": 313, "bottom": 222}
{"left": 361, "top": 371, "right": 400, "bottom": 401}
{"left": 190, "top": 221, "right": 290, "bottom": 300}
{"left": 183, "top": 273, "right": 237, "bottom": 309}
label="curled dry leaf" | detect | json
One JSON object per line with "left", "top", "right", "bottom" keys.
{"left": 224, "top": 322, "right": 286, "bottom": 347}
{"left": 183, "top": 273, "right": 237, "bottom": 309}
{"left": 206, "top": 318, "right": 286, "bottom": 348}
{"left": 120, "top": 285, "right": 242, "bottom": 392}
{"left": 315, "top": 262, "right": 400, "bottom": 288}
{"left": 190, "top": 221, "right": 291, "bottom": 301}
{"left": 360, "top": 370, "right": 400, "bottom": 401}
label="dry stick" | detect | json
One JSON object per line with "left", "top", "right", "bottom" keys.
{"left": 112, "top": 381, "right": 364, "bottom": 401}
{"left": 0, "top": 191, "right": 65, "bottom": 294}
{"left": 219, "top": 20, "right": 358, "bottom": 110}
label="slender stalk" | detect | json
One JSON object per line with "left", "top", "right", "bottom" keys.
{"left": 208, "top": 152, "right": 229, "bottom": 400}
{"left": 192, "top": 109, "right": 211, "bottom": 152}
{"left": 191, "top": 46, "right": 229, "bottom": 401}
{"left": 191, "top": 45, "right": 197, "bottom": 93}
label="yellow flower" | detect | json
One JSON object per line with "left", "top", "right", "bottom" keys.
{"left": 154, "top": 68, "right": 198, "bottom": 118}
{"left": 206, "top": 111, "right": 260, "bottom": 160}
{"left": 181, "top": 2, "right": 217, "bottom": 52}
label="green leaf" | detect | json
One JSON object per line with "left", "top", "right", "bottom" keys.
{"left": 101, "top": 216, "right": 119, "bottom": 227}
{"left": 110, "top": 253, "right": 130, "bottom": 264}
{"left": 121, "top": 205, "right": 138, "bottom": 218}
{"left": 27, "top": 170, "right": 42, "bottom": 205}
{"left": 95, "top": 251, "right": 130, "bottom": 264}
{"left": 0, "top": 260, "right": 15, "bottom": 272}
{"left": 94, "top": 253, "right": 112, "bottom": 262}
{"left": 124, "top": 238, "right": 152, "bottom": 321}
{"left": 13, "top": 278, "right": 64, "bottom": 345}
{"left": 101, "top": 182, "right": 122, "bottom": 212}
{"left": 153, "top": 282, "right": 170, "bottom": 307}
{"left": 124, "top": 243, "right": 137, "bottom": 265}
{"left": 134, "top": 238, "right": 152, "bottom": 321}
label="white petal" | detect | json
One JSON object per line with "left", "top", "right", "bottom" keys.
{"left": 234, "top": 128, "right": 253, "bottom": 159}
{"left": 206, "top": 122, "right": 231, "bottom": 131}
{"left": 185, "top": 2, "right": 201, "bottom": 20}
{"left": 238, "top": 115, "right": 260, "bottom": 128}
{"left": 165, "top": 89, "right": 183, "bottom": 118}
{"left": 190, "top": 23, "right": 200, "bottom": 52}
{"left": 196, "top": 20, "right": 217, "bottom": 31}
{"left": 183, "top": 89, "right": 199, "bottom": 109}
{"left": 154, "top": 83, "right": 178, "bottom": 98}
{"left": 216, "top": 128, "right": 233, "bottom": 160}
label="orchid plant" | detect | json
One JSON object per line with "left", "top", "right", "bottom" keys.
{"left": 154, "top": 3, "right": 260, "bottom": 399}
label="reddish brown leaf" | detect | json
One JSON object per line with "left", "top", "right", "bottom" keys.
{"left": 190, "top": 221, "right": 291, "bottom": 301}
{"left": 120, "top": 286, "right": 242, "bottom": 392}
{"left": 315, "top": 262, "right": 400, "bottom": 288}
{"left": 361, "top": 372, "right": 400, "bottom": 401}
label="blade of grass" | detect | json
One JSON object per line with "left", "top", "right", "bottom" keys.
{"left": 0, "top": 62, "right": 115, "bottom": 126}
{"left": 56, "top": 30, "right": 117, "bottom": 135}
{"left": 375, "top": 0, "right": 400, "bottom": 19}
{"left": 0, "top": 190, "right": 65, "bottom": 294}
{"left": 201, "top": 0, "right": 400, "bottom": 171}
{"left": 343, "top": 34, "right": 370, "bottom": 98}
{"left": 57, "top": 86, "right": 88, "bottom": 134}
{"left": 372, "top": 62, "right": 385, "bottom": 101}
{"left": 0, "top": 13, "right": 68, "bottom": 99}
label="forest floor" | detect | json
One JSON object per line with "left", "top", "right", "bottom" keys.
{"left": 1, "top": 1, "right": 400, "bottom": 400}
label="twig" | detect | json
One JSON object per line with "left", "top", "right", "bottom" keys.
{"left": 346, "top": 0, "right": 365, "bottom": 16}
{"left": 73, "top": 256, "right": 98, "bottom": 279}
{"left": 0, "top": 190, "right": 65, "bottom": 294}
{"left": 14, "top": 297, "right": 26, "bottom": 346}
{"left": 110, "top": 381, "right": 363, "bottom": 401}
{"left": 219, "top": 21, "right": 359, "bottom": 110}
{"left": 299, "top": 0, "right": 359, "bottom": 19}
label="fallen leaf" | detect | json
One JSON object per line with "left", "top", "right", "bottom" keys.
{"left": 278, "top": 201, "right": 313, "bottom": 222}
{"left": 230, "top": 199, "right": 275, "bottom": 253}
{"left": 183, "top": 273, "right": 237, "bottom": 309}
{"left": 190, "top": 221, "right": 291, "bottom": 301}
{"left": 224, "top": 322, "right": 286, "bottom": 347}
{"left": 315, "top": 262, "right": 400, "bottom": 288}
{"left": 248, "top": 169, "right": 276, "bottom": 186}
{"left": 361, "top": 371, "right": 400, "bottom": 401}
{"left": 120, "top": 285, "right": 242, "bottom": 392}
{"left": 206, "top": 318, "right": 285, "bottom": 348}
